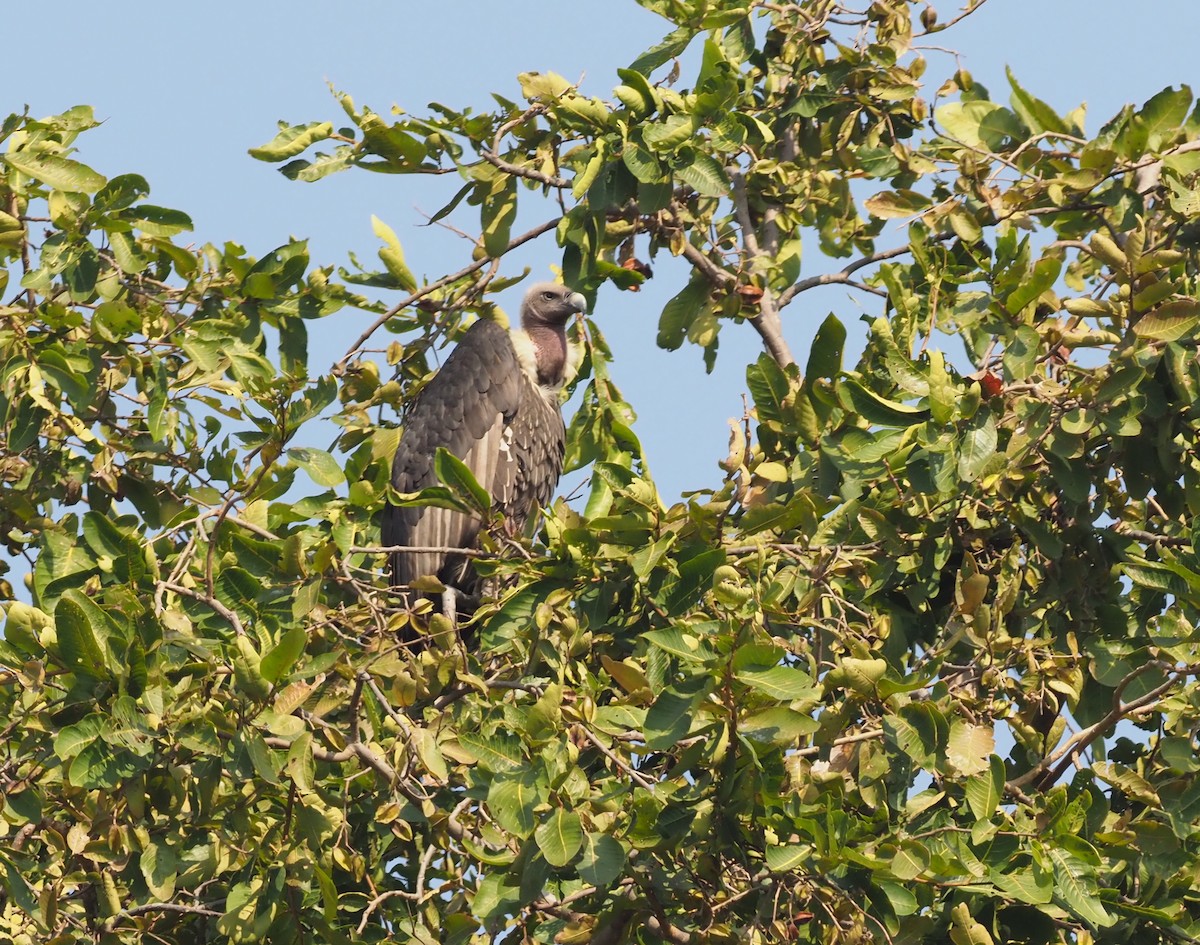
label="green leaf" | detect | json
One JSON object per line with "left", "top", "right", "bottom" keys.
{"left": 615, "top": 67, "right": 660, "bottom": 116}
{"left": 140, "top": 840, "right": 178, "bottom": 900}
{"left": 958, "top": 411, "right": 997, "bottom": 482}
{"left": 890, "top": 840, "right": 930, "bottom": 880}
{"left": 54, "top": 715, "right": 109, "bottom": 760}
{"left": 488, "top": 770, "right": 543, "bottom": 838}
{"left": 1092, "top": 761, "right": 1160, "bottom": 805}
{"left": 1007, "top": 67, "right": 1071, "bottom": 135}
{"left": 260, "top": 626, "right": 306, "bottom": 683}
{"left": 965, "top": 755, "right": 1005, "bottom": 821}
{"left": 643, "top": 114, "right": 698, "bottom": 151}
{"left": 371, "top": 214, "right": 419, "bottom": 291}
{"left": 946, "top": 721, "right": 994, "bottom": 776}
{"left": 54, "top": 591, "right": 111, "bottom": 679}
{"left": 5, "top": 150, "right": 106, "bottom": 192}
{"left": 658, "top": 278, "right": 711, "bottom": 350}
{"left": 578, "top": 833, "right": 625, "bottom": 886}
{"left": 950, "top": 902, "right": 994, "bottom": 945}
{"left": 806, "top": 313, "right": 845, "bottom": 384}
{"left": 746, "top": 353, "right": 793, "bottom": 424}
{"left": 622, "top": 140, "right": 664, "bottom": 183}
{"left": 244, "top": 731, "right": 281, "bottom": 785}
{"left": 740, "top": 708, "right": 819, "bottom": 744}
{"left": 1007, "top": 256, "right": 1061, "bottom": 314}
{"left": 837, "top": 378, "right": 929, "bottom": 427}
{"left": 122, "top": 204, "right": 193, "bottom": 237}
{"left": 481, "top": 176, "right": 517, "bottom": 257}
{"left": 1, "top": 859, "right": 40, "bottom": 925}
{"left": 994, "top": 864, "right": 1053, "bottom": 905}
{"left": 765, "top": 843, "right": 811, "bottom": 871}
{"left": 457, "top": 732, "right": 525, "bottom": 773}
{"left": 433, "top": 447, "right": 491, "bottom": 514}
{"left": 1134, "top": 299, "right": 1200, "bottom": 341}
{"left": 734, "top": 665, "right": 817, "bottom": 701}
{"left": 472, "top": 872, "right": 522, "bottom": 920}
{"left": 249, "top": 121, "right": 335, "bottom": 161}
{"left": 1044, "top": 846, "right": 1115, "bottom": 928}
{"left": 935, "top": 101, "right": 1021, "bottom": 150}
{"left": 864, "top": 189, "right": 932, "bottom": 219}
{"left": 642, "top": 626, "right": 716, "bottom": 662}
{"left": 535, "top": 809, "right": 584, "bottom": 867}
{"left": 287, "top": 446, "right": 346, "bottom": 487}
{"left": 1138, "top": 84, "right": 1193, "bottom": 150}
{"left": 280, "top": 145, "right": 357, "bottom": 182}
{"left": 1003, "top": 325, "right": 1041, "bottom": 379}
{"left": 628, "top": 25, "right": 696, "bottom": 75}
{"left": 676, "top": 152, "right": 729, "bottom": 196}
{"left": 927, "top": 350, "right": 956, "bottom": 424}
{"left": 644, "top": 677, "right": 709, "bottom": 750}
{"left": 412, "top": 726, "right": 449, "bottom": 783}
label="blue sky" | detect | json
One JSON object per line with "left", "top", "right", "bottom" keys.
{"left": 9, "top": 0, "right": 1200, "bottom": 501}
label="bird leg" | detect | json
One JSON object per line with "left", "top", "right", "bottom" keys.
{"left": 441, "top": 587, "right": 459, "bottom": 629}
{"left": 439, "top": 585, "right": 482, "bottom": 626}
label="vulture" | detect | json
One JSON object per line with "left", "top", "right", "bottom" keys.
{"left": 383, "top": 282, "right": 588, "bottom": 609}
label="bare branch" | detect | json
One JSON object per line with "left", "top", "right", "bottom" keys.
{"left": 794, "top": 728, "right": 884, "bottom": 758}
{"left": 776, "top": 241, "right": 921, "bottom": 309}
{"left": 1006, "top": 661, "right": 1192, "bottom": 791}
{"left": 481, "top": 108, "right": 569, "bottom": 189}
{"left": 158, "top": 581, "right": 246, "bottom": 636}
{"left": 575, "top": 723, "right": 657, "bottom": 791}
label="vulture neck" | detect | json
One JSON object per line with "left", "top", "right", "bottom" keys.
{"left": 522, "top": 323, "right": 568, "bottom": 387}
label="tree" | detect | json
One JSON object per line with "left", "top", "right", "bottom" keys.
{"left": 4, "top": 0, "right": 1200, "bottom": 941}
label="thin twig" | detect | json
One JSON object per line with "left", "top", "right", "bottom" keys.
{"left": 575, "top": 724, "right": 657, "bottom": 791}
{"left": 793, "top": 728, "right": 884, "bottom": 758}
{"left": 336, "top": 217, "right": 562, "bottom": 369}
{"left": 158, "top": 581, "right": 246, "bottom": 636}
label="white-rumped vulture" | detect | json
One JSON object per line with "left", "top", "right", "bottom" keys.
{"left": 383, "top": 282, "right": 588, "bottom": 603}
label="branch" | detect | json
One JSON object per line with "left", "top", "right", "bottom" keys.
{"left": 676, "top": 238, "right": 735, "bottom": 289}
{"left": 1112, "top": 527, "right": 1191, "bottom": 548}
{"left": 103, "top": 901, "right": 222, "bottom": 931}
{"left": 481, "top": 108, "right": 569, "bottom": 189}
{"left": 793, "top": 727, "right": 884, "bottom": 758}
{"left": 575, "top": 724, "right": 657, "bottom": 791}
{"left": 158, "top": 581, "right": 246, "bottom": 636}
{"left": 480, "top": 151, "right": 569, "bottom": 189}
{"left": 335, "top": 216, "right": 562, "bottom": 370}
{"left": 1006, "top": 660, "right": 1188, "bottom": 791}
{"left": 775, "top": 241, "right": 924, "bottom": 309}
{"left": 352, "top": 740, "right": 399, "bottom": 782}
{"left": 730, "top": 170, "right": 795, "bottom": 367}
{"left": 916, "top": 0, "right": 991, "bottom": 35}
{"left": 1033, "top": 666, "right": 1187, "bottom": 791}
{"left": 646, "top": 914, "right": 692, "bottom": 944}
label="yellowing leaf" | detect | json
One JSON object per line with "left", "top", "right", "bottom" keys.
{"left": 371, "top": 214, "right": 418, "bottom": 291}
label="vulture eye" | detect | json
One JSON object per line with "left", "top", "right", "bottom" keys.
{"left": 542, "top": 291, "right": 556, "bottom": 300}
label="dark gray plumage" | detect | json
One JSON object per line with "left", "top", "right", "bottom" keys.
{"left": 383, "top": 282, "right": 588, "bottom": 598}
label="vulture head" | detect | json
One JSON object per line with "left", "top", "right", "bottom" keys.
{"left": 518, "top": 282, "right": 587, "bottom": 387}
{"left": 520, "top": 282, "right": 588, "bottom": 329}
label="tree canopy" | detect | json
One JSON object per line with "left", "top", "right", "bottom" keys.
{"left": 4, "top": 0, "right": 1200, "bottom": 942}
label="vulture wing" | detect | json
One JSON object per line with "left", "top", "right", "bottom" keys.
{"left": 384, "top": 318, "right": 565, "bottom": 593}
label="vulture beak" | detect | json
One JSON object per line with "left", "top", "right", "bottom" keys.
{"left": 568, "top": 292, "right": 588, "bottom": 315}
